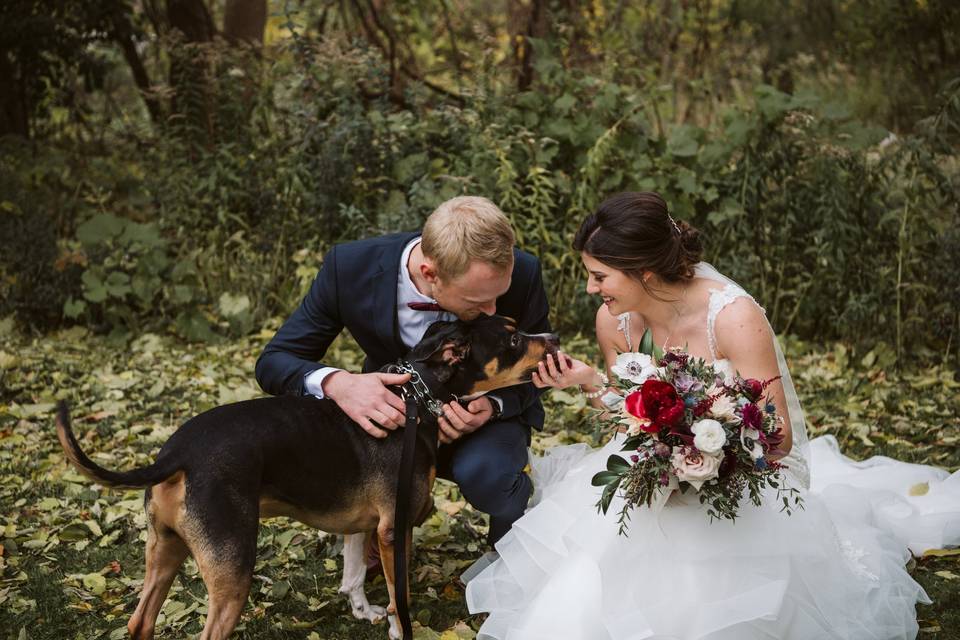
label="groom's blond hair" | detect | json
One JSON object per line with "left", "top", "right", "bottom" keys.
{"left": 421, "top": 196, "right": 515, "bottom": 280}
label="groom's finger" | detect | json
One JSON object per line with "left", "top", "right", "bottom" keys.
{"left": 466, "top": 398, "right": 492, "bottom": 415}
{"left": 438, "top": 416, "right": 461, "bottom": 442}
{"left": 445, "top": 401, "right": 474, "bottom": 427}
{"left": 443, "top": 402, "right": 476, "bottom": 435}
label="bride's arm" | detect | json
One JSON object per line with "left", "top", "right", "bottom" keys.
{"left": 590, "top": 306, "right": 627, "bottom": 411}
{"left": 713, "top": 298, "right": 793, "bottom": 459}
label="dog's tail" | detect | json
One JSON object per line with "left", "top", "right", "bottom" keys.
{"left": 56, "top": 401, "right": 180, "bottom": 489}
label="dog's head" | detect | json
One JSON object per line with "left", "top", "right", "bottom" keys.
{"left": 407, "top": 314, "right": 560, "bottom": 398}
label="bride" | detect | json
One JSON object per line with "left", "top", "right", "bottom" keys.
{"left": 464, "top": 192, "right": 960, "bottom": 640}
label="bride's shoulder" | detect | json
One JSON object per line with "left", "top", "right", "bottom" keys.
{"left": 595, "top": 305, "right": 629, "bottom": 352}
{"left": 594, "top": 304, "right": 620, "bottom": 328}
{"left": 712, "top": 294, "right": 772, "bottom": 355}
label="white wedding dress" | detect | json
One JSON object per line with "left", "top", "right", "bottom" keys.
{"left": 465, "top": 266, "right": 960, "bottom": 640}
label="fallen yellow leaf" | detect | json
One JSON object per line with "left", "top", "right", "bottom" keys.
{"left": 909, "top": 482, "right": 929, "bottom": 496}
{"left": 922, "top": 548, "right": 960, "bottom": 558}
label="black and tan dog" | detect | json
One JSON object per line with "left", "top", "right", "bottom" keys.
{"left": 56, "top": 315, "right": 559, "bottom": 640}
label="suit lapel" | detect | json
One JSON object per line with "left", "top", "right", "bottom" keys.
{"left": 373, "top": 232, "right": 420, "bottom": 355}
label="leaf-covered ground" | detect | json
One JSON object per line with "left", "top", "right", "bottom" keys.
{"left": 0, "top": 321, "right": 958, "bottom": 639}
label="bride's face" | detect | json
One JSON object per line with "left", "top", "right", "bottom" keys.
{"left": 581, "top": 252, "right": 647, "bottom": 315}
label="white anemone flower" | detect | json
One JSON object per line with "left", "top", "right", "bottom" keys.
{"left": 611, "top": 352, "right": 658, "bottom": 384}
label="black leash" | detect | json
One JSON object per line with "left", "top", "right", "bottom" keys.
{"left": 394, "top": 394, "right": 418, "bottom": 640}
{"left": 391, "top": 361, "right": 444, "bottom": 640}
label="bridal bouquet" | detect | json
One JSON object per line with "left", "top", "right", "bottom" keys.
{"left": 591, "top": 330, "right": 802, "bottom": 533}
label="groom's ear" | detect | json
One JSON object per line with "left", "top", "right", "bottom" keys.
{"left": 420, "top": 259, "right": 440, "bottom": 285}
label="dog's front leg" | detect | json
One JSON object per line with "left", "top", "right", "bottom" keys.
{"left": 339, "top": 532, "right": 386, "bottom": 623}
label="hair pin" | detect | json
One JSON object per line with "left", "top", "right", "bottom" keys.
{"left": 668, "top": 215, "right": 682, "bottom": 236}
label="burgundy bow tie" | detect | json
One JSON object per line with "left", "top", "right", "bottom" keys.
{"left": 407, "top": 301, "right": 445, "bottom": 312}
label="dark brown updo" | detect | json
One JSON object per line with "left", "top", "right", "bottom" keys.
{"left": 572, "top": 191, "right": 703, "bottom": 283}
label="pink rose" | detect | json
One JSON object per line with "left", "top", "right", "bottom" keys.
{"left": 670, "top": 446, "right": 721, "bottom": 490}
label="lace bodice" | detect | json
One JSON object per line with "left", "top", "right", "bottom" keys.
{"left": 616, "top": 312, "right": 633, "bottom": 352}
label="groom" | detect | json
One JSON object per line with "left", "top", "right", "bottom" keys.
{"left": 255, "top": 196, "right": 551, "bottom": 545}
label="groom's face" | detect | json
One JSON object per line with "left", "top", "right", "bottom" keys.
{"left": 429, "top": 259, "right": 512, "bottom": 321}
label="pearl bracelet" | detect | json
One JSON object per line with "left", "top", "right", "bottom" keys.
{"left": 579, "top": 371, "right": 610, "bottom": 399}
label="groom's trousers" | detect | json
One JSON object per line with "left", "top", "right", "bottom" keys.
{"left": 436, "top": 417, "right": 532, "bottom": 546}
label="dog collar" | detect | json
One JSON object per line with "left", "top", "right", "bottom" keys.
{"left": 392, "top": 360, "right": 444, "bottom": 418}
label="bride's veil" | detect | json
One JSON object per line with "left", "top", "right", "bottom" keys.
{"left": 694, "top": 262, "right": 811, "bottom": 489}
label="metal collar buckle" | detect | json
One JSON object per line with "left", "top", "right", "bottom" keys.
{"left": 393, "top": 361, "right": 444, "bottom": 418}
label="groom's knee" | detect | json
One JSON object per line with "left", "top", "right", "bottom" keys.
{"left": 452, "top": 457, "right": 530, "bottom": 516}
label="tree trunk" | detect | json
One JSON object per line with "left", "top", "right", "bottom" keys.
{"left": 166, "top": 0, "right": 215, "bottom": 144}
{"left": 0, "top": 52, "right": 29, "bottom": 138}
{"left": 224, "top": 0, "right": 267, "bottom": 45}
{"left": 510, "top": 0, "right": 548, "bottom": 92}
{"left": 114, "top": 25, "right": 163, "bottom": 124}
{"left": 167, "top": 0, "right": 215, "bottom": 43}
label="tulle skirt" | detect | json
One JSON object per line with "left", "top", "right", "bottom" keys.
{"left": 465, "top": 435, "right": 960, "bottom": 640}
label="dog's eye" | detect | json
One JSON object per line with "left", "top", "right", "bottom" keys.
{"left": 510, "top": 333, "right": 522, "bottom": 348}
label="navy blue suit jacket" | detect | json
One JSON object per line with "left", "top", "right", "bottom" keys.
{"left": 255, "top": 232, "right": 551, "bottom": 429}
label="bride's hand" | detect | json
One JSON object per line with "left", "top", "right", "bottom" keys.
{"left": 532, "top": 352, "right": 598, "bottom": 389}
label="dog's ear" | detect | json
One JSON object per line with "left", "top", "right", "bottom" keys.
{"left": 408, "top": 321, "right": 470, "bottom": 364}
{"left": 407, "top": 321, "right": 457, "bottom": 362}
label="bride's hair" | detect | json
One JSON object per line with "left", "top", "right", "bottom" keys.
{"left": 573, "top": 191, "right": 703, "bottom": 283}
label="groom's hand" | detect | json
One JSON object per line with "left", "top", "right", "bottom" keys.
{"left": 323, "top": 371, "right": 411, "bottom": 438}
{"left": 438, "top": 398, "right": 494, "bottom": 444}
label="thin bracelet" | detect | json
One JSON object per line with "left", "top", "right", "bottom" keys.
{"left": 579, "top": 371, "right": 610, "bottom": 399}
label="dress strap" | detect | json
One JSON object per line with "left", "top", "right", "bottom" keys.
{"left": 706, "top": 284, "right": 758, "bottom": 360}
{"left": 617, "top": 312, "right": 633, "bottom": 352}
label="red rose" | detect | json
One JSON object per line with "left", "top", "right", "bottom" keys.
{"left": 624, "top": 390, "right": 659, "bottom": 434}
{"left": 640, "top": 379, "right": 685, "bottom": 431}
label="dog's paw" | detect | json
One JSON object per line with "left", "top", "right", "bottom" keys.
{"left": 387, "top": 615, "right": 401, "bottom": 640}
{"left": 350, "top": 602, "right": 386, "bottom": 623}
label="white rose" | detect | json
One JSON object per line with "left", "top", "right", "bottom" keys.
{"left": 691, "top": 419, "right": 727, "bottom": 455}
{"left": 670, "top": 447, "right": 722, "bottom": 491}
{"left": 611, "top": 352, "right": 658, "bottom": 384}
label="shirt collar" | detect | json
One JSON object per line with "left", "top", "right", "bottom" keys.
{"left": 398, "top": 237, "right": 436, "bottom": 303}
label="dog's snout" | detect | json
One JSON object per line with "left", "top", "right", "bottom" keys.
{"left": 531, "top": 332, "right": 560, "bottom": 356}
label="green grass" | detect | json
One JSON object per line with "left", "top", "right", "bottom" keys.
{"left": 0, "top": 326, "right": 958, "bottom": 639}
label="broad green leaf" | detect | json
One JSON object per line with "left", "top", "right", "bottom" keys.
{"left": 63, "top": 297, "right": 86, "bottom": 319}
{"left": 606, "top": 455, "right": 631, "bottom": 473}
{"left": 667, "top": 124, "right": 700, "bottom": 157}
{"left": 81, "top": 270, "right": 108, "bottom": 303}
{"left": 591, "top": 471, "right": 620, "bottom": 486}
{"left": 76, "top": 214, "right": 125, "bottom": 246}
